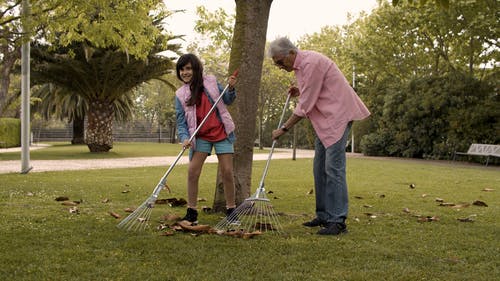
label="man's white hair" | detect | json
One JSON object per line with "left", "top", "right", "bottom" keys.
{"left": 268, "top": 37, "right": 298, "bottom": 57}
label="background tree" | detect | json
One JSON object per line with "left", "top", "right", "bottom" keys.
{"left": 352, "top": 0, "right": 499, "bottom": 158}
{"left": 31, "top": 37, "right": 179, "bottom": 152}
{"left": 132, "top": 77, "right": 178, "bottom": 143}
{"left": 29, "top": 0, "right": 181, "bottom": 152}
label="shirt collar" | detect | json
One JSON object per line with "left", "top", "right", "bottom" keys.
{"left": 292, "top": 50, "right": 303, "bottom": 71}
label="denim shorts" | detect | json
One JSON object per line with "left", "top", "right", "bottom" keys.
{"left": 194, "top": 138, "right": 234, "bottom": 155}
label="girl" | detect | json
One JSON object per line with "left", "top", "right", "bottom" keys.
{"left": 175, "top": 54, "right": 238, "bottom": 225}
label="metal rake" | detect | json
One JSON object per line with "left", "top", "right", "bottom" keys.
{"left": 117, "top": 71, "right": 238, "bottom": 231}
{"left": 214, "top": 93, "right": 291, "bottom": 235}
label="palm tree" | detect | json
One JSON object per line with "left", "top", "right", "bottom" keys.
{"left": 32, "top": 83, "right": 136, "bottom": 144}
{"left": 31, "top": 35, "right": 180, "bottom": 152}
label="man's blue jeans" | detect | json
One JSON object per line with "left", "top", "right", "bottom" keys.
{"left": 313, "top": 122, "right": 352, "bottom": 224}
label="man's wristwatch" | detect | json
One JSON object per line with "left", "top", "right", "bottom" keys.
{"left": 280, "top": 125, "right": 288, "bottom": 132}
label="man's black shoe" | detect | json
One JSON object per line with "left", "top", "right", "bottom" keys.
{"left": 317, "top": 222, "right": 347, "bottom": 235}
{"left": 302, "top": 218, "right": 326, "bottom": 227}
{"left": 181, "top": 208, "right": 198, "bottom": 225}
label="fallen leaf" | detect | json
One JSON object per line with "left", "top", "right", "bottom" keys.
{"left": 451, "top": 203, "right": 470, "bottom": 209}
{"left": 161, "top": 214, "right": 180, "bottom": 221}
{"left": 242, "top": 231, "right": 262, "bottom": 239}
{"left": 202, "top": 206, "right": 212, "bottom": 213}
{"left": 137, "top": 217, "right": 147, "bottom": 223}
{"left": 472, "top": 200, "right": 488, "bottom": 207}
{"left": 124, "top": 207, "right": 135, "bottom": 213}
{"left": 27, "top": 192, "right": 34, "bottom": 197}
{"left": 409, "top": 184, "right": 416, "bottom": 189}
{"left": 379, "top": 194, "right": 385, "bottom": 198}
{"left": 177, "top": 220, "right": 212, "bottom": 232}
{"left": 157, "top": 224, "right": 169, "bottom": 231}
{"left": 197, "top": 197, "right": 207, "bottom": 202}
{"left": 418, "top": 216, "right": 439, "bottom": 222}
{"left": 121, "top": 190, "right": 130, "bottom": 193}
{"left": 354, "top": 196, "right": 363, "bottom": 199}
{"left": 163, "top": 184, "right": 171, "bottom": 193}
{"left": 254, "top": 222, "right": 276, "bottom": 231}
{"left": 224, "top": 229, "right": 245, "bottom": 238}
{"left": 421, "top": 194, "right": 428, "bottom": 198}
{"left": 102, "top": 198, "right": 110, "bottom": 203}
{"left": 435, "top": 198, "right": 444, "bottom": 202}
{"left": 363, "top": 204, "right": 373, "bottom": 208}
{"left": 55, "top": 196, "right": 69, "bottom": 201}
{"left": 61, "top": 201, "right": 78, "bottom": 206}
{"left": 402, "top": 208, "right": 411, "bottom": 213}
{"left": 482, "top": 188, "right": 494, "bottom": 192}
{"left": 155, "top": 199, "right": 169, "bottom": 204}
{"left": 109, "top": 212, "right": 121, "bottom": 219}
{"left": 439, "top": 202, "right": 456, "bottom": 207}
{"left": 160, "top": 231, "right": 175, "bottom": 236}
{"left": 69, "top": 207, "right": 79, "bottom": 214}
{"left": 457, "top": 217, "right": 474, "bottom": 222}
{"left": 307, "top": 189, "right": 314, "bottom": 195}
{"left": 162, "top": 197, "right": 187, "bottom": 207}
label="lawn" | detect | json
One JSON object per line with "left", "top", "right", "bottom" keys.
{"left": 0, "top": 154, "right": 498, "bottom": 280}
{"left": 0, "top": 142, "right": 269, "bottom": 160}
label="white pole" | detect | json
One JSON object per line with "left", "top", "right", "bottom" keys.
{"left": 351, "top": 65, "right": 355, "bottom": 153}
{"left": 21, "top": 0, "right": 32, "bottom": 174}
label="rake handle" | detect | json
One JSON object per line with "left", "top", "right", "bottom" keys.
{"left": 257, "top": 93, "right": 292, "bottom": 190}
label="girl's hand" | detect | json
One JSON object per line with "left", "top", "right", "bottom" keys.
{"left": 228, "top": 75, "right": 237, "bottom": 90}
{"left": 182, "top": 139, "right": 191, "bottom": 149}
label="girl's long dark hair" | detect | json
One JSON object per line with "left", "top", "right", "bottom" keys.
{"left": 176, "top": 54, "right": 204, "bottom": 106}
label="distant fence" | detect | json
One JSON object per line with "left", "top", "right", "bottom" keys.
{"left": 32, "top": 120, "right": 177, "bottom": 143}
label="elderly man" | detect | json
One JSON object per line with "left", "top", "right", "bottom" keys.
{"left": 270, "top": 37, "right": 370, "bottom": 235}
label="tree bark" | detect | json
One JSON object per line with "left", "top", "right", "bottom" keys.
{"left": 85, "top": 100, "right": 113, "bottom": 152}
{"left": 212, "top": 0, "right": 272, "bottom": 212}
{"left": 71, "top": 113, "right": 85, "bottom": 144}
{"left": 0, "top": 46, "right": 21, "bottom": 116}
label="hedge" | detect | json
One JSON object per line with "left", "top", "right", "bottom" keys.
{"left": 0, "top": 118, "right": 21, "bottom": 148}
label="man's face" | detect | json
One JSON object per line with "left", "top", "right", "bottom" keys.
{"left": 272, "top": 51, "right": 294, "bottom": 72}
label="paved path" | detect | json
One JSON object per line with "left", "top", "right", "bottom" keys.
{"left": 0, "top": 145, "right": 320, "bottom": 174}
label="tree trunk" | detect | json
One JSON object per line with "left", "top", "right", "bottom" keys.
{"left": 71, "top": 113, "right": 85, "bottom": 144}
{"left": 85, "top": 100, "right": 114, "bottom": 152}
{"left": 212, "top": 0, "right": 272, "bottom": 212}
{"left": 0, "top": 46, "right": 21, "bottom": 116}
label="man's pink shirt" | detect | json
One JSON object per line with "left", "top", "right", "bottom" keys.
{"left": 293, "top": 50, "right": 371, "bottom": 147}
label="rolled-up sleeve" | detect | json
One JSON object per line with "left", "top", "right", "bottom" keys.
{"left": 218, "top": 82, "right": 236, "bottom": 105}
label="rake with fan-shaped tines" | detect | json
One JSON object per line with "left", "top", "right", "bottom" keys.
{"left": 214, "top": 94, "right": 291, "bottom": 235}
{"left": 118, "top": 71, "right": 238, "bottom": 231}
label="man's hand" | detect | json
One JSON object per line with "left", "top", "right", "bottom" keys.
{"left": 272, "top": 128, "right": 286, "bottom": 140}
{"left": 288, "top": 86, "right": 300, "bottom": 97}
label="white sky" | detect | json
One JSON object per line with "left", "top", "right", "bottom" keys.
{"left": 163, "top": 0, "right": 379, "bottom": 47}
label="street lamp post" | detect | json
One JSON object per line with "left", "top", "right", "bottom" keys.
{"left": 21, "top": 0, "right": 32, "bottom": 173}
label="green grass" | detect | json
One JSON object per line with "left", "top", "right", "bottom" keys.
{"left": 0, "top": 142, "right": 269, "bottom": 160}
{"left": 0, "top": 157, "right": 499, "bottom": 281}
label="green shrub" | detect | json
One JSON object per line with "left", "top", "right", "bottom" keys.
{"left": 0, "top": 118, "right": 21, "bottom": 148}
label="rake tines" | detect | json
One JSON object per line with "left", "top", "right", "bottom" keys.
{"left": 215, "top": 94, "right": 291, "bottom": 236}
{"left": 117, "top": 197, "right": 156, "bottom": 231}
{"left": 214, "top": 188, "right": 284, "bottom": 235}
